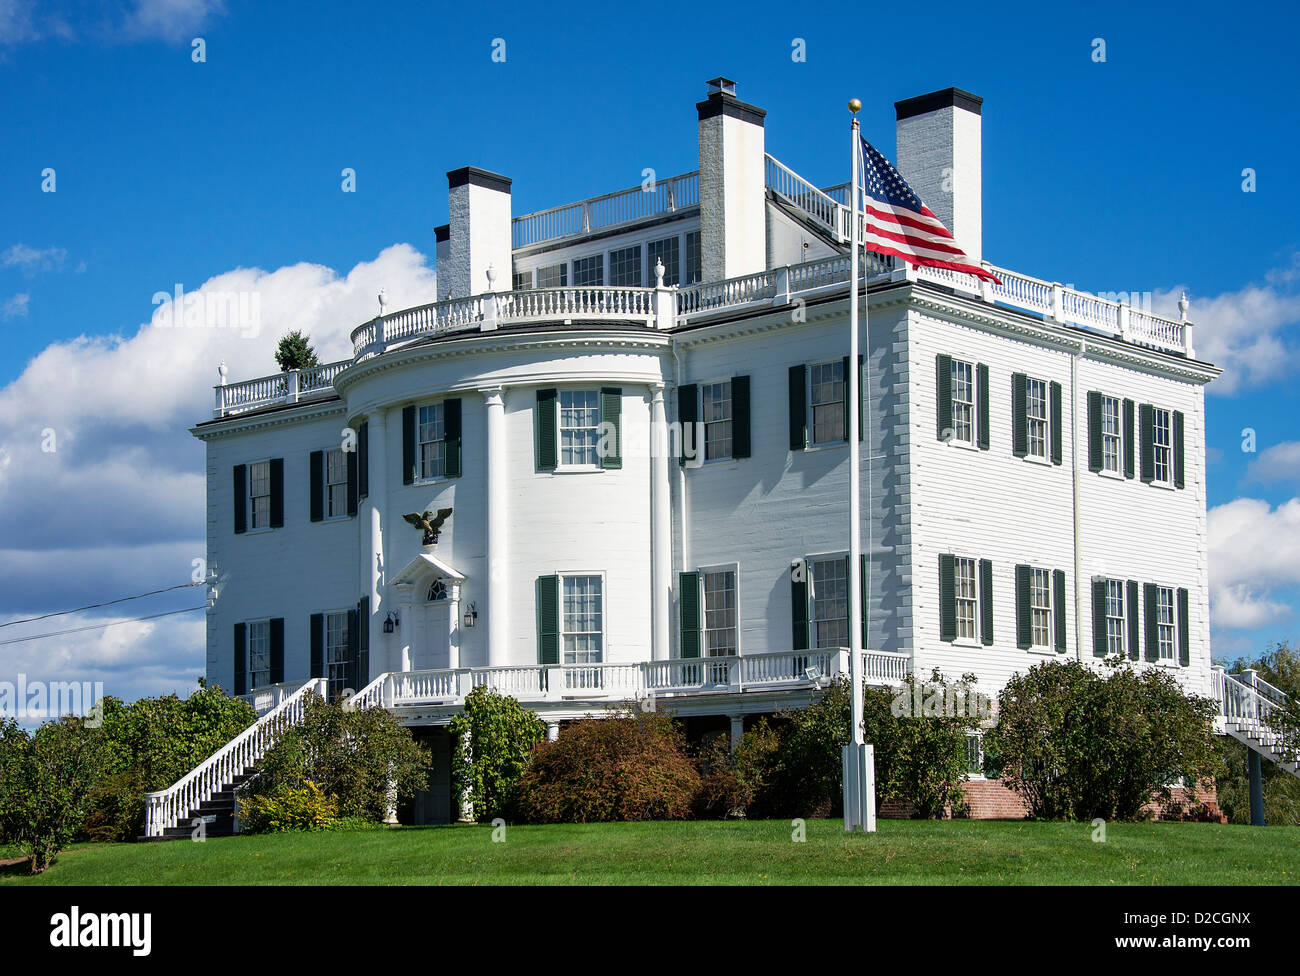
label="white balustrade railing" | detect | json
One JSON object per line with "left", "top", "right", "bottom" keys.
{"left": 144, "top": 678, "right": 326, "bottom": 837}
{"left": 765, "top": 155, "right": 848, "bottom": 240}
{"left": 676, "top": 269, "right": 777, "bottom": 314}
{"left": 512, "top": 172, "right": 700, "bottom": 249}
{"left": 215, "top": 361, "right": 349, "bottom": 418}
{"left": 237, "top": 678, "right": 315, "bottom": 716}
{"left": 863, "top": 649, "right": 911, "bottom": 684}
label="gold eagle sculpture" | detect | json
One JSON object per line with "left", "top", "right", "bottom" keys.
{"left": 403, "top": 507, "right": 453, "bottom": 545}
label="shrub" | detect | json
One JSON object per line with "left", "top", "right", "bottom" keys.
{"left": 238, "top": 782, "right": 339, "bottom": 833}
{"left": 243, "top": 693, "right": 429, "bottom": 821}
{"left": 449, "top": 687, "right": 547, "bottom": 822}
{"left": 512, "top": 710, "right": 700, "bottom": 823}
{"left": 274, "top": 329, "right": 320, "bottom": 372}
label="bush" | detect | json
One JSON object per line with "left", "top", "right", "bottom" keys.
{"left": 512, "top": 710, "right": 700, "bottom": 823}
{"left": 987, "top": 659, "right": 1222, "bottom": 821}
{"left": 238, "top": 782, "right": 339, "bottom": 833}
{"left": 449, "top": 687, "right": 547, "bottom": 822}
{"left": 243, "top": 693, "right": 429, "bottom": 821}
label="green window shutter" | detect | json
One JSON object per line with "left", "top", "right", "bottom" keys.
{"left": 979, "top": 558, "right": 994, "bottom": 646}
{"left": 346, "top": 448, "right": 358, "bottom": 517}
{"left": 1139, "top": 403, "right": 1155, "bottom": 483}
{"left": 935, "top": 354, "right": 953, "bottom": 441}
{"left": 976, "top": 363, "right": 990, "bottom": 451}
{"left": 309, "top": 451, "right": 324, "bottom": 522}
{"left": 788, "top": 365, "right": 807, "bottom": 451}
{"left": 269, "top": 457, "right": 284, "bottom": 527}
{"left": 600, "top": 387, "right": 622, "bottom": 469}
{"left": 233, "top": 464, "right": 247, "bottom": 534}
{"left": 938, "top": 554, "right": 957, "bottom": 642}
{"left": 1015, "top": 564, "right": 1032, "bottom": 649}
{"left": 443, "top": 398, "right": 463, "bottom": 478}
{"left": 358, "top": 421, "right": 369, "bottom": 499}
{"left": 310, "top": 613, "right": 324, "bottom": 678}
{"left": 856, "top": 354, "right": 865, "bottom": 442}
{"left": 1011, "top": 373, "right": 1028, "bottom": 457}
{"left": 1123, "top": 399, "right": 1136, "bottom": 479}
{"left": 1173, "top": 410, "right": 1185, "bottom": 489}
{"left": 1053, "top": 569, "right": 1067, "bottom": 652}
{"left": 356, "top": 597, "right": 369, "bottom": 688}
{"left": 791, "top": 570, "right": 809, "bottom": 651}
{"left": 732, "top": 375, "right": 751, "bottom": 458}
{"left": 536, "top": 389, "right": 557, "bottom": 471}
{"left": 233, "top": 622, "right": 246, "bottom": 696}
{"left": 1177, "top": 588, "right": 1190, "bottom": 666}
{"left": 270, "top": 617, "right": 285, "bottom": 684}
{"left": 1092, "top": 578, "right": 1108, "bottom": 657}
{"left": 536, "top": 575, "right": 559, "bottom": 664}
{"left": 860, "top": 553, "right": 870, "bottom": 647}
{"left": 841, "top": 355, "right": 851, "bottom": 441}
{"left": 346, "top": 608, "right": 360, "bottom": 694}
{"left": 678, "top": 383, "right": 698, "bottom": 467}
{"left": 679, "top": 571, "right": 701, "bottom": 659}
{"left": 1049, "top": 382, "right": 1063, "bottom": 465}
{"left": 1086, "top": 391, "right": 1104, "bottom": 472}
{"left": 402, "top": 405, "right": 416, "bottom": 485}
{"left": 1143, "top": 582, "right": 1159, "bottom": 662}
{"left": 1126, "top": 580, "right": 1140, "bottom": 661}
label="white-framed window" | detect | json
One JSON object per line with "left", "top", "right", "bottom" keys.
{"left": 1026, "top": 377, "right": 1048, "bottom": 460}
{"left": 1152, "top": 407, "right": 1173, "bottom": 485}
{"left": 572, "top": 254, "right": 603, "bottom": 287}
{"left": 512, "top": 269, "right": 533, "bottom": 291}
{"left": 684, "top": 231, "right": 702, "bottom": 285}
{"left": 810, "top": 360, "right": 845, "bottom": 446}
{"left": 955, "top": 556, "right": 978, "bottom": 641}
{"left": 561, "top": 574, "right": 603, "bottom": 664}
{"left": 325, "top": 610, "right": 351, "bottom": 699}
{"left": 609, "top": 245, "right": 641, "bottom": 287}
{"left": 247, "top": 619, "right": 271, "bottom": 690}
{"left": 417, "top": 403, "right": 446, "bottom": 481}
{"left": 1155, "top": 585, "right": 1176, "bottom": 661}
{"left": 427, "top": 579, "right": 448, "bottom": 601}
{"left": 248, "top": 460, "right": 271, "bottom": 529}
{"left": 965, "top": 734, "right": 984, "bottom": 777}
{"left": 325, "top": 447, "right": 348, "bottom": 518}
{"left": 536, "top": 263, "right": 567, "bottom": 288}
{"left": 1101, "top": 396, "right": 1122, "bottom": 473}
{"left": 1031, "top": 568, "right": 1052, "bottom": 649}
{"left": 702, "top": 568, "right": 737, "bottom": 657}
{"left": 647, "top": 236, "right": 680, "bottom": 286}
{"left": 951, "top": 359, "right": 975, "bottom": 444}
{"left": 558, "top": 390, "right": 601, "bottom": 467}
{"left": 810, "top": 556, "right": 849, "bottom": 649}
{"left": 1106, "top": 579, "right": 1126, "bottom": 656}
{"left": 701, "top": 380, "right": 733, "bottom": 461}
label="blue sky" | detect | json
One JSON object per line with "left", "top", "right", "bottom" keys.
{"left": 2, "top": 0, "right": 1299, "bottom": 703}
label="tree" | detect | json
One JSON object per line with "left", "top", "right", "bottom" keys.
{"left": 448, "top": 687, "right": 547, "bottom": 822}
{"left": 274, "top": 330, "right": 320, "bottom": 373}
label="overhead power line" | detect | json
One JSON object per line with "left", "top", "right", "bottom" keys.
{"left": 0, "top": 605, "right": 208, "bottom": 647}
{"left": 0, "top": 580, "right": 206, "bottom": 630}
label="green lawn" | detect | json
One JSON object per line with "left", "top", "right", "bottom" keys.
{"left": 3, "top": 819, "right": 1297, "bottom": 885}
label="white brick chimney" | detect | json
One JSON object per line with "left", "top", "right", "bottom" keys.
{"left": 444, "top": 166, "right": 512, "bottom": 299}
{"left": 697, "top": 78, "right": 767, "bottom": 283}
{"left": 894, "top": 88, "right": 983, "bottom": 263}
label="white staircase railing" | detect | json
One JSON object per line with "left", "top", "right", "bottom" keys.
{"left": 1211, "top": 667, "right": 1299, "bottom": 775}
{"left": 143, "top": 678, "right": 327, "bottom": 837}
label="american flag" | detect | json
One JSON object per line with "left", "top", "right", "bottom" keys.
{"left": 857, "top": 135, "right": 999, "bottom": 283}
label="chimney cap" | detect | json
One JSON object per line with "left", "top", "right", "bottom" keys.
{"left": 894, "top": 87, "right": 983, "bottom": 121}
{"left": 698, "top": 77, "right": 766, "bottom": 126}
{"left": 446, "top": 166, "right": 512, "bottom": 193}
{"left": 706, "top": 77, "right": 738, "bottom": 96}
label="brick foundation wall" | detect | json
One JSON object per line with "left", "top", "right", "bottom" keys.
{"left": 877, "top": 779, "right": 1223, "bottom": 821}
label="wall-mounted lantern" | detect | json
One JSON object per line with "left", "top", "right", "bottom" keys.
{"left": 463, "top": 603, "right": 478, "bottom": 629}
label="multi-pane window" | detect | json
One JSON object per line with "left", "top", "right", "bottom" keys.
{"left": 1031, "top": 568, "right": 1052, "bottom": 648}
{"left": 685, "top": 231, "right": 702, "bottom": 285}
{"left": 701, "top": 381, "right": 733, "bottom": 460}
{"left": 1153, "top": 408, "right": 1172, "bottom": 484}
{"left": 559, "top": 390, "right": 600, "bottom": 466}
{"left": 562, "top": 575, "right": 603, "bottom": 664}
{"left": 955, "top": 557, "right": 978, "bottom": 641}
{"left": 702, "top": 569, "right": 737, "bottom": 656}
{"left": 325, "top": 611, "right": 350, "bottom": 699}
{"left": 965, "top": 734, "right": 984, "bottom": 776}
{"left": 247, "top": 620, "right": 271, "bottom": 690}
{"left": 951, "top": 360, "right": 975, "bottom": 444}
{"left": 248, "top": 460, "right": 271, "bottom": 529}
{"left": 648, "top": 236, "right": 680, "bottom": 287}
{"left": 1106, "top": 580, "right": 1126, "bottom": 655}
{"left": 512, "top": 269, "right": 533, "bottom": 291}
{"left": 1026, "top": 378, "right": 1048, "bottom": 459}
{"left": 1101, "top": 396, "right": 1122, "bottom": 473}
{"left": 609, "top": 245, "right": 642, "bottom": 286}
{"left": 325, "top": 448, "right": 348, "bottom": 517}
{"left": 536, "top": 263, "right": 567, "bottom": 288}
{"left": 1155, "top": 586, "right": 1176, "bottom": 660}
{"left": 572, "top": 254, "right": 603, "bottom": 287}
{"left": 810, "top": 557, "right": 849, "bottom": 649}
{"left": 810, "top": 361, "right": 845, "bottom": 446}
{"left": 418, "top": 404, "right": 445, "bottom": 480}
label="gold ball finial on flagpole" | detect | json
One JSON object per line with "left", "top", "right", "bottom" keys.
{"left": 848, "top": 97, "right": 861, "bottom": 114}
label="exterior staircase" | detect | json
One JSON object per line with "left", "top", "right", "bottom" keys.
{"left": 1212, "top": 667, "right": 1300, "bottom": 777}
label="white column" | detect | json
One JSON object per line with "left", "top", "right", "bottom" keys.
{"left": 367, "top": 410, "right": 389, "bottom": 676}
{"left": 546, "top": 721, "right": 560, "bottom": 743}
{"left": 447, "top": 582, "right": 461, "bottom": 670}
{"left": 650, "top": 385, "right": 672, "bottom": 662}
{"left": 484, "top": 387, "right": 509, "bottom": 668}
{"left": 729, "top": 714, "right": 744, "bottom": 753}
{"left": 394, "top": 584, "right": 413, "bottom": 673}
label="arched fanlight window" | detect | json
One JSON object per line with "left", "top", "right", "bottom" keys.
{"left": 427, "top": 579, "right": 448, "bottom": 602}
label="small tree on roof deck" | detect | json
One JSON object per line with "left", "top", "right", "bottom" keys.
{"left": 275, "top": 330, "right": 320, "bottom": 373}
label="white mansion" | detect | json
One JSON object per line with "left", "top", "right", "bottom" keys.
{"left": 155, "top": 80, "right": 1288, "bottom": 833}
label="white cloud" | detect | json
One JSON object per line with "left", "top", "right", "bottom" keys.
{"left": 122, "top": 0, "right": 225, "bottom": 41}
{"left": 0, "top": 0, "right": 223, "bottom": 46}
{"left": 2, "top": 243, "right": 67, "bottom": 275}
{"left": 1, "top": 292, "right": 28, "bottom": 318}
{"left": 1208, "top": 497, "right": 1300, "bottom": 629}
{"left": 1244, "top": 440, "right": 1300, "bottom": 483}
